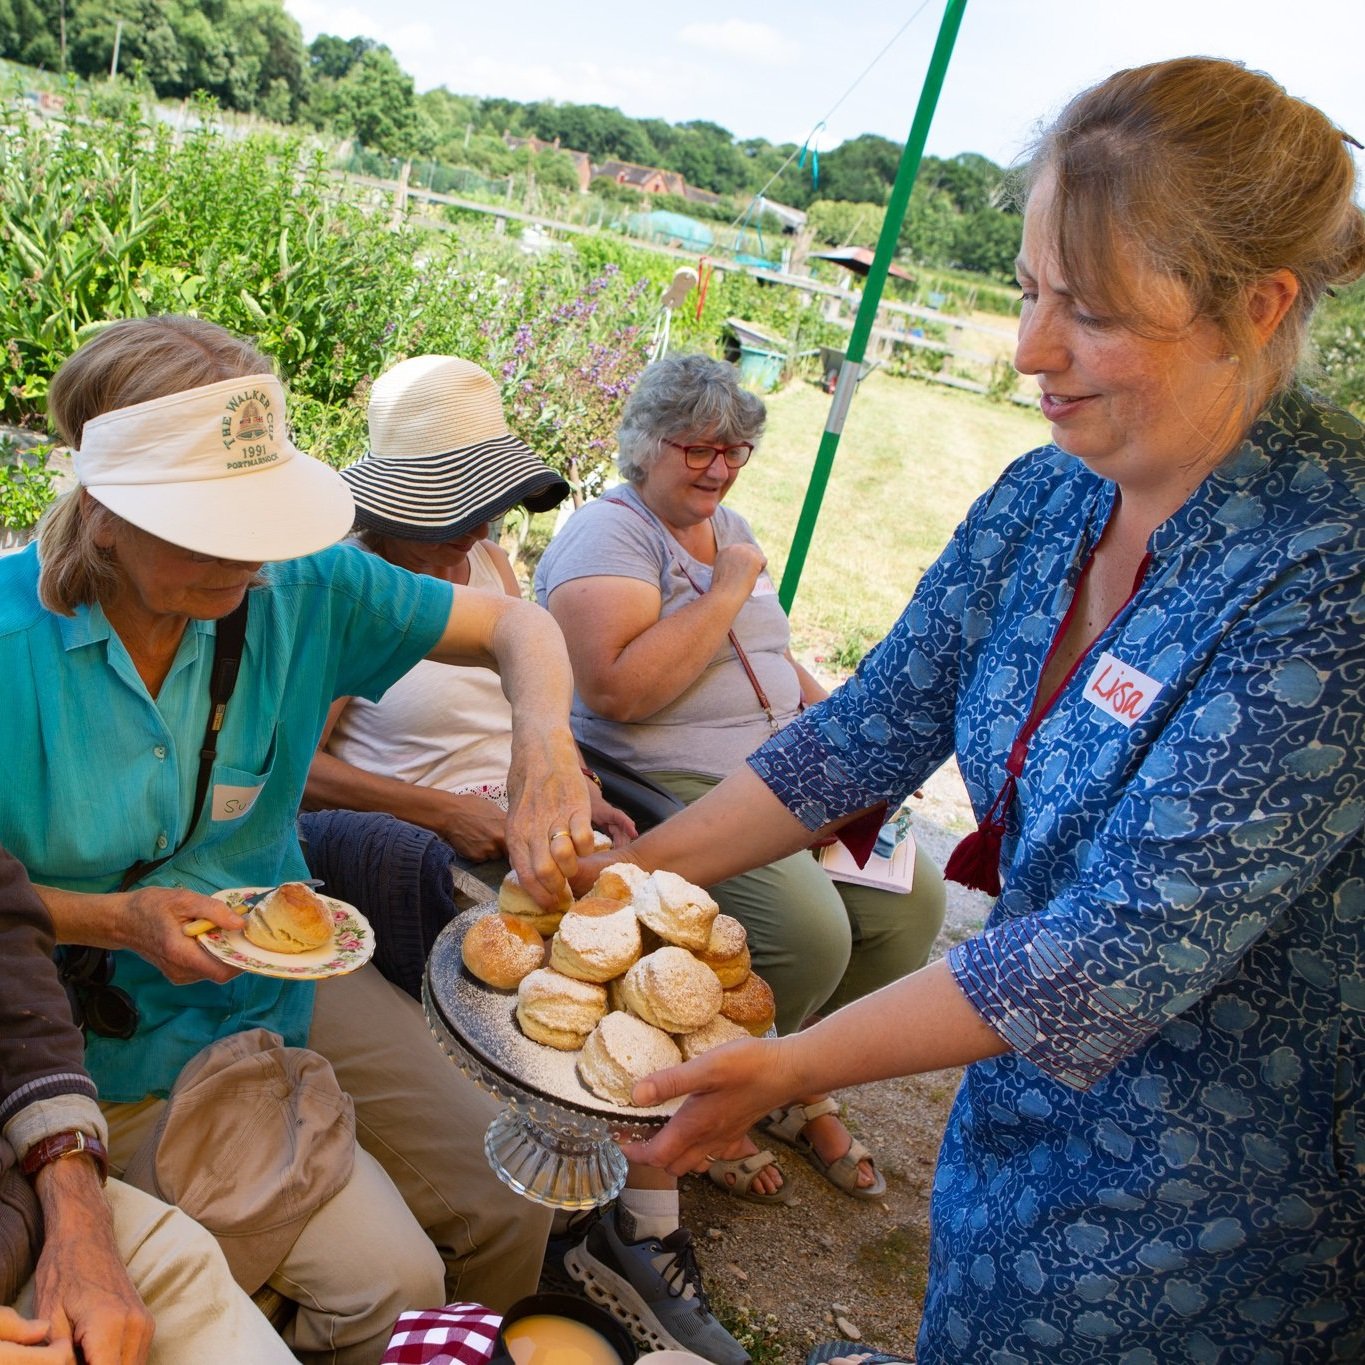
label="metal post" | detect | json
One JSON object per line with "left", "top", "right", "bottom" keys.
{"left": 778, "top": 0, "right": 970, "bottom": 613}
{"left": 109, "top": 20, "right": 123, "bottom": 79}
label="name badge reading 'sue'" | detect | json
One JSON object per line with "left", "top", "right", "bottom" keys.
{"left": 212, "top": 783, "right": 264, "bottom": 821}
{"left": 1084, "top": 651, "right": 1162, "bottom": 728}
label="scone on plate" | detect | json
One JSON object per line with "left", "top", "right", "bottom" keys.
{"left": 634, "top": 870, "right": 718, "bottom": 951}
{"left": 720, "top": 970, "right": 776, "bottom": 1037}
{"left": 499, "top": 870, "right": 572, "bottom": 936}
{"left": 677, "top": 1013, "right": 751, "bottom": 1060}
{"left": 548, "top": 903, "right": 641, "bottom": 983}
{"left": 461, "top": 912, "right": 546, "bottom": 990}
{"left": 515, "top": 968, "right": 607, "bottom": 1050}
{"left": 619, "top": 946, "right": 722, "bottom": 1034}
{"left": 242, "top": 882, "right": 333, "bottom": 954}
{"left": 577, "top": 1011, "right": 681, "bottom": 1106}
{"left": 589, "top": 861, "right": 651, "bottom": 903}
{"left": 694, "top": 914, "right": 751, "bottom": 988}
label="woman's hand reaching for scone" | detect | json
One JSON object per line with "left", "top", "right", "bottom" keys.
{"left": 620, "top": 1035, "right": 805, "bottom": 1177}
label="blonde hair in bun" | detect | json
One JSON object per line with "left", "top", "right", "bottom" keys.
{"left": 1024, "top": 57, "right": 1365, "bottom": 409}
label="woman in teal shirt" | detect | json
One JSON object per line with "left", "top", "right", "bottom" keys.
{"left": 0, "top": 315, "right": 591, "bottom": 1361}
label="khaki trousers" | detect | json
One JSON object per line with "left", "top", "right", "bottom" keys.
{"left": 307, "top": 963, "right": 552, "bottom": 1310}
{"left": 105, "top": 1097, "right": 442, "bottom": 1365}
{"left": 104, "top": 964, "right": 550, "bottom": 1363}
{"left": 13, "top": 1179, "right": 296, "bottom": 1364}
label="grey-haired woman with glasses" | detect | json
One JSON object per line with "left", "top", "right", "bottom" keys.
{"left": 535, "top": 351, "right": 946, "bottom": 1205}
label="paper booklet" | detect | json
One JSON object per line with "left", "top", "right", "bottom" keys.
{"left": 818, "top": 826, "right": 917, "bottom": 892}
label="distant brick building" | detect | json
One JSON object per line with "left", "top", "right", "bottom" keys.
{"left": 592, "top": 159, "right": 686, "bottom": 196}
{"left": 503, "top": 133, "right": 593, "bottom": 191}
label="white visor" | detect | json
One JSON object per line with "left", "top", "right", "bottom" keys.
{"left": 74, "top": 374, "right": 354, "bottom": 561}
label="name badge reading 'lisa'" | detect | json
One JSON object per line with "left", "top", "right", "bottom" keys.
{"left": 1084, "top": 651, "right": 1161, "bottom": 727}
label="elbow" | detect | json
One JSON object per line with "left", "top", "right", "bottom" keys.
{"left": 578, "top": 678, "right": 652, "bottom": 724}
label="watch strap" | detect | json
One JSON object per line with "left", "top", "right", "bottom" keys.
{"left": 21, "top": 1130, "right": 110, "bottom": 1185}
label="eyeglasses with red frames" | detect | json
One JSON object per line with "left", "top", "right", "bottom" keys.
{"left": 662, "top": 438, "right": 754, "bottom": 470}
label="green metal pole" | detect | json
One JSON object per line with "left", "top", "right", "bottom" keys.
{"left": 779, "top": 0, "right": 970, "bottom": 613}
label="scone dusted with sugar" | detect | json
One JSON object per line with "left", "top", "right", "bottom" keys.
{"left": 589, "top": 861, "right": 651, "bottom": 903}
{"left": 578, "top": 1011, "right": 682, "bottom": 1106}
{"left": 516, "top": 968, "right": 607, "bottom": 1050}
{"left": 620, "top": 945, "right": 722, "bottom": 1033}
{"left": 634, "top": 870, "right": 718, "bottom": 951}
{"left": 461, "top": 911, "right": 546, "bottom": 990}
{"left": 694, "top": 914, "right": 751, "bottom": 988}
{"left": 677, "top": 1013, "right": 750, "bottom": 1061}
{"left": 498, "top": 869, "right": 571, "bottom": 936}
{"left": 549, "top": 903, "right": 642, "bottom": 983}
{"left": 720, "top": 970, "right": 776, "bottom": 1037}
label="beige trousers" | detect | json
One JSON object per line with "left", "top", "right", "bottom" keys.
{"left": 105, "top": 965, "right": 549, "bottom": 1364}
{"left": 308, "top": 963, "right": 552, "bottom": 1309}
{"left": 13, "top": 1179, "right": 296, "bottom": 1364}
{"left": 105, "top": 1097, "right": 442, "bottom": 1365}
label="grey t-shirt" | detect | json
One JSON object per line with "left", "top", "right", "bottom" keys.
{"left": 534, "top": 483, "right": 801, "bottom": 780}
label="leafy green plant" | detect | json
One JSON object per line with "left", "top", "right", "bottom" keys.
{"left": 1311, "top": 278, "right": 1365, "bottom": 418}
{"left": 0, "top": 440, "right": 56, "bottom": 530}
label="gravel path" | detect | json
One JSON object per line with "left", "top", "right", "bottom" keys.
{"left": 678, "top": 758, "right": 993, "bottom": 1363}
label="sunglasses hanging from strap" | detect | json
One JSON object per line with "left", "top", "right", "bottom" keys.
{"left": 60, "top": 596, "right": 251, "bottom": 1038}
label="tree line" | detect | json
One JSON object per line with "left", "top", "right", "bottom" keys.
{"left": 0, "top": 0, "right": 1021, "bottom": 277}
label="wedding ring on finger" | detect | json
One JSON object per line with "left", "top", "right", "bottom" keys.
{"left": 549, "top": 829, "right": 572, "bottom": 842}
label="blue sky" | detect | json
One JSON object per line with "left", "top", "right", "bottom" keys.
{"left": 284, "top": 0, "right": 1361, "bottom": 173}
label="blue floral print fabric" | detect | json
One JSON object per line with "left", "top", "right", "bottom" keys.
{"left": 749, "top": 388, "right": 1364, "bottom": 1361}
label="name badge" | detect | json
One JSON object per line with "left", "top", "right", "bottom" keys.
{"left": 752, "top": 571, "right": 778, "bottom": 598}
{"left": 1084, "top": 651, "right": 1161, "bottom": 727}
{"left": 212, "top": 783, "right": 263, "bottom": 821}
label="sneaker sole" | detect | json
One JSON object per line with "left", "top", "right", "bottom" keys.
{"left": 563, "top": 1238, "right": 688, "bottom": 1355}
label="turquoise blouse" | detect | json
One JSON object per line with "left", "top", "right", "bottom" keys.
{"left": 0, "top": 542, "right": 451, "bottom": 1102}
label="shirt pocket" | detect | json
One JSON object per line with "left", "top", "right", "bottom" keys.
{"left": 206, "top": 759, "right": 273, "bottom": 826}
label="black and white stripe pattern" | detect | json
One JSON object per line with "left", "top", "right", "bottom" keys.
{"left": 341, "top": 435, "right": 569, "bottom": 542}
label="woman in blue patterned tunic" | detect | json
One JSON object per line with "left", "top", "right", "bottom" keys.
{"left": 587, "top": 58, "right": 1365, "bottom": 1363}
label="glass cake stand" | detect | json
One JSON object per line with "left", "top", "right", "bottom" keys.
{"left": 423, "top": 909, "right": 674, "bottom": 1210}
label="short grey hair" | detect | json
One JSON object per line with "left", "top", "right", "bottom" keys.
{"left": 616, "top": 352, "right": 766, "bottom": 484}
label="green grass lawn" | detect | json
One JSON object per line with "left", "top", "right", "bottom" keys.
{"left": 724, "top": 369, "right": 1050, "bottom": 665}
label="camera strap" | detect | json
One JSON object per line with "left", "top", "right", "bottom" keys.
{"left": 118, "top": 596, "right": 251, "bottom": 892}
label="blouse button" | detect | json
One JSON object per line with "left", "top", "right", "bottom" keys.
{"left": 154, "top": 745, "right": 167, "bottom": 760}
{"left": 155, "top": 832, "right": 169, "bottom": 850}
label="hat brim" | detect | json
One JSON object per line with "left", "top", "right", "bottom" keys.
{"left": 88, "top": 446, "right": 355, "bottom": 562}
{"left": 341, "top": 437, "right": 571, "bottom": 544}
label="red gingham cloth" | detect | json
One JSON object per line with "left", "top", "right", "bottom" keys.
{"left": 381, "top": 1302, "right": 502, "bottom": 1364}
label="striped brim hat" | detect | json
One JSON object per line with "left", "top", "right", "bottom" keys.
{"left": 341, "top": 355, "right": 569, "bottom": 542}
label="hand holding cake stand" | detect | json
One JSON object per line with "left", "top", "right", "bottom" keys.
{"left": 423, "top": 910, "right": 676, "bottom": 1209}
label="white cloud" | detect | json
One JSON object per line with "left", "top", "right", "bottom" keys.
{"left": 677, "top": 20, "right": 799, "bottom": 67}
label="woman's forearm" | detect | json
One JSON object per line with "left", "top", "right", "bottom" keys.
{"left": 306, "top": 750, "right": 452, "bottom": 827}
{"left": 626, "top": 766, "right": 818, "bottom": 885}
{"left": 32, "top": 884, "right": 121, "bottom": 948}
{"left": 786, "top": 960, "right": 1008, "bottom": 1093}
{"left": 625, "top": 959, "right": 1008, "bottom": 1175}
{"left": 564, "top": 585, "right": 754, "bottom": 723}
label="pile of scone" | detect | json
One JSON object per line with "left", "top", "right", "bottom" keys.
{"left": 461, "top": 863, "right": 774, "bottom": 1107}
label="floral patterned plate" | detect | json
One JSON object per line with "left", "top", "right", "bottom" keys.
{"left": 199, "top": 887, "right": 375, "bottom": 980}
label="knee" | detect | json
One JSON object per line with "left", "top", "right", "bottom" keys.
{"left": 374, "top": 1229, "right": 445, "bottom": 1319}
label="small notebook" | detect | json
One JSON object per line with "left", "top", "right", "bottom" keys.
{"left": 819, "top": 826, "right": 917, "bottom": 892}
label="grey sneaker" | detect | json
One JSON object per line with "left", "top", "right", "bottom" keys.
{"left": 564, "top": 1207, "right": 750, "bottom": 1364}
